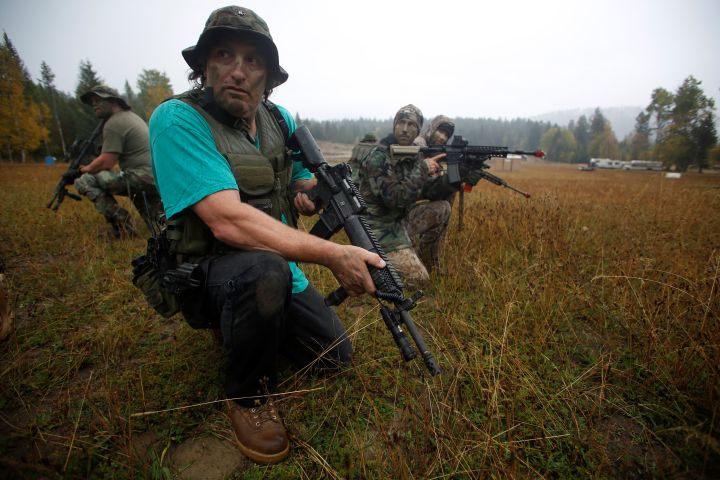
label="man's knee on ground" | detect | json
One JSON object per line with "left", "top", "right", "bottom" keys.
{"left": 386, "top": 248, "right": 429, "bottom": 286}
{"left": 250, "top": 252, "right": 292, "bottom": 318}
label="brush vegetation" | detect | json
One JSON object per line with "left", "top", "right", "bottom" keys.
{"left": 1, "top": 161, "right": 719, "bottom": 479}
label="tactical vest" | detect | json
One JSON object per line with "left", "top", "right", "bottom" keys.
{"left": 165, "top": 91, "right": 295, "bottom": 264}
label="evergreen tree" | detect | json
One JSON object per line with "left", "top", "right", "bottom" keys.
{"left": 630, "top": 111, "right": 651, "bottom": 159}
{"left": 587, "top": 108, "right": 620, "bottom": 159}
{"left": 661, "top": 76, "right": 717, "bottom": 171}
{"left": 572, "top": 115, "right": 590, "bottom": 162}
{"left": 589, "top": 108, "right": 607, "bottom": 138}
{"left": 3, "top": 32, "right": 34, "bottom": 96}
{"left": 75, "top": 59, "right": 103, "bottom": 98}
{"left": 74, "top": 60, "right": 103, "bottom": 133}
{"left": 39, "top": 61, "right": 67, "bottom": 157}
{"left": 123, "top": 79, "right": 140, "bottom": 112}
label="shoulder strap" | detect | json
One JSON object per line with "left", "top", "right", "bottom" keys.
{"left": 264, "top": 99, "right": 290, "bottom": 142}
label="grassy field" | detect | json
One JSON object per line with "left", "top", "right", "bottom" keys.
{"left": 0, "top": 160, "right": 719, "bottom": 479}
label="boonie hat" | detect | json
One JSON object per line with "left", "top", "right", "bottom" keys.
{"left": 182, "top": 5, "right": 288, "bottom": 89}
{"left": 80, "top": 85, "right": 129, "bottom": 109}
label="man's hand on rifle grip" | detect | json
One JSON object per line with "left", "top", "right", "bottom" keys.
{"left": 325, "top": 244, "right": 385, "bottom": 297}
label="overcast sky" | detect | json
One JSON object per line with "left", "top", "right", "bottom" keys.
{"left": 2, "top": 0, "right": 719, "bottom": 121}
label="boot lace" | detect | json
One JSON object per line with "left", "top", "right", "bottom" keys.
{"left": 250, "top": 400, "right": 279, "bottom": 427}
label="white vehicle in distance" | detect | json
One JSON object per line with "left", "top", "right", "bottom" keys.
{"left": 622, "top": 160, "right": 664, "bottom": 171}
{"left": 589, "top": 158, "right": 625, "bottom": 169}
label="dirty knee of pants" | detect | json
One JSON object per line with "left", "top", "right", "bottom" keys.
{"left": 386, "top": 248, "right": 429, "bottom": 287}
{"left": 74, "top": 173, "right": 103, "bottom": 200}
{"left": 256, "top": 270, "right": 291, "bottom": 318}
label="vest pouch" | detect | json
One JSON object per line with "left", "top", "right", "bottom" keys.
{"left": 167, "top": 211, "right": 216, "bottom": 259}
{"left": 132, "top": 255, "right": 180, "bottom": 318}
{"left": 229, "top": 154, "right": 276, "bottom": 197}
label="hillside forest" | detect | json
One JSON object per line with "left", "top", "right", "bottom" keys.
{"left": 1, "top": 33, "right": 718, "bottom": 171}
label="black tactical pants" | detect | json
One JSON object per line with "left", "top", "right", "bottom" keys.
{"left": 192, "top": 251, "right": 352, "bottom": 407}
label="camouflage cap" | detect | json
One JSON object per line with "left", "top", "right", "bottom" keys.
{"left": 182, "top": 5, "right": 288, "bottom": 89}
{"left": 80, "top": 85, "right": 129, "bottom": 109}
{"left": 361, "top": 132, "right": 377, "bottom": 143}
{"left": 393, "top": 104, "right": 424, "bottom": 130}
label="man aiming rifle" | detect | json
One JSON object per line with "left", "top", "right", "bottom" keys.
{"left": 392, "top": 136, "right": 544, "bottom": 228}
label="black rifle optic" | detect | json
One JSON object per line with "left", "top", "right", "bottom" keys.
{"left": 288, "top": 125, "right": 441, "bottom": 376}
{"left": 47, "top": 120, "right": 104, "bottom": 211}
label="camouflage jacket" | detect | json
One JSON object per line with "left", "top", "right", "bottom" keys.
{"left": 357, "top": 134, "right": 430, "bottom": 252}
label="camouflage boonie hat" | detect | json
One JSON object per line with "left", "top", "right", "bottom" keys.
{"left": 182, "top": 5, "right": 288, "bottom": 88}
{"left": 393, "top": 104, "right": 424, "bottom": 130}
{"left": 80, "top": 85, "right": 129, "bottom": 109}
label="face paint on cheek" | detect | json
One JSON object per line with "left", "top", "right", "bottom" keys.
{"left": 408, "top": 124, "right": 419, "bottom": 139}
{"left": 205, "top": 63, "right": 222, "bottom": 88}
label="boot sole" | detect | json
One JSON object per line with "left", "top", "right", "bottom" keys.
{"left": 232, "top": 431, "right": 289, "bottom": 464}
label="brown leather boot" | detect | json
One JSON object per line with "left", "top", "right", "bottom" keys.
{"left": 226, "top": 399, "right": 289, "bottom": 464}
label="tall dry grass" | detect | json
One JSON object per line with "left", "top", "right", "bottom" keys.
{"left": 0, "top": 161, "right": 718, "bottom": 479}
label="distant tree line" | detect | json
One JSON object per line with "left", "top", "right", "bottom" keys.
{"left": 0, "top": 32, "right": 173, "bottom": 162}
{"left": 299, "top": 116, "right": 555, "bottom": 152}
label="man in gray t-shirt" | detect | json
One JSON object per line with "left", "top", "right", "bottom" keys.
{"left": 74, "top": 85, "right": 162, "bottom": 238}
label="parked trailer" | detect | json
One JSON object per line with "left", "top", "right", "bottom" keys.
{"left": 589, "top": 158, "right": 625, "bottom": 169}
{"left": 622, "top": 160, "right": 664, "bottom": 171}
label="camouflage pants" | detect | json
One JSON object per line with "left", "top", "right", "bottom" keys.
{"left": 388, "top": 200, "right": 451, "bottom": 286}
{"left": 74, "top": 170, "right": 163, "bottom": 233}
{"left": 386, "top": 248, "right": 429, "bottom": 287}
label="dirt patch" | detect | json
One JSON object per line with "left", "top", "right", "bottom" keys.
{"left": 169, "top": 434, "right": 248, "bottom": 480}
{"left": 591, "top": 414, "right": 679, "bottom": 479}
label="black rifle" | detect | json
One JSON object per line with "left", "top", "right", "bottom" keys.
{"left": 392, "top": 135, "right": 544, "bottom": 229}
{"left": 288, "top": 125, "right": 441, "bottom": 376}
{"left": 47, "top": 120, "right": 104, "bottom": 211}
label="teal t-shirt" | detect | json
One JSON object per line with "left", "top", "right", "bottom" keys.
{"left": 149, "top": 98, "right": 312, "bottom": 294}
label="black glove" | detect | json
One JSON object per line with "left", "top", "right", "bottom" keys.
{"left": 459, "top": 164, "right": 485, "bottom": 186}
{"left": 61, "top": 168, "right": 81, "bottom": 182}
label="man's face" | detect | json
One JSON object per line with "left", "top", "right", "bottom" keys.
{"left": 429, "top": 129, "right": 450, "bottom": 145}
{"left": 205, "top": 37, "right": 268, "bottom": 121}
{"left": 89, "top": 96, "right": 113, "bottom": 119}
{"left": 393, "top": 119, "right": 419, "bottom": 146}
